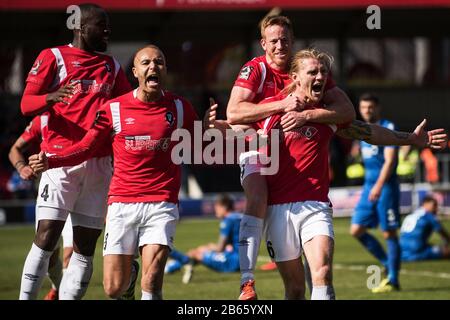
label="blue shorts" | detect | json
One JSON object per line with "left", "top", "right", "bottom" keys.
{"left": 352, "top": 182, "right": 400, "bottom": 231}
{"left": 201, "top": 250, "right": 239, "bottom": 273}
{"left": 401, "top": 245, "right": 443, "bottom": 261}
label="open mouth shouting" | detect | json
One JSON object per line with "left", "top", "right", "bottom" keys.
{"left": 145, "top": 74, "right": 160, "bottom": 88}
{"left": 311, "top": 82, "right": 324, "bottom": 99}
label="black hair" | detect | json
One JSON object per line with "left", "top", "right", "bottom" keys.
{"left": 215, "top": 193, "right": 235, "bottom": 211}
{"left": 359, "top": 92, "right": 379, "bottom": 105}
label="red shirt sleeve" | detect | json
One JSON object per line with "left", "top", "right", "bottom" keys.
{"left": 20, "top": 116, "right": 42, "bottom": 145}
{"left": 112, "top": 67, "right": 132, "bottom": 98}
{"left": 47, "top": 104, "right": 112, "bottom": 168}
{"left": 233, "top": 60, "right": 262, "bottom": 93}
{"left": 21, "top": 49, "right": 57, "bottom": 116}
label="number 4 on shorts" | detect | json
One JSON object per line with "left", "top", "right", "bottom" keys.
{"left": 40, "top": 184, "right": 49, "bottom": 201}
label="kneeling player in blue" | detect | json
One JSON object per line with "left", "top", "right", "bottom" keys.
{"left": 400, "top": 195, "right": 450, "bottom": 261}
{"left": 165, "top": 194, "right": 242, "bottom": 283}
{"left": 350, "top": 93, "right": 402, "bottom": 293}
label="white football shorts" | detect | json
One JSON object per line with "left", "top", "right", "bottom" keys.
{"left": 36, "top": 156, "right": 112, "bottom": 223}
{"left": 239, "top": 151, "right": 265, "bottom": 185}
{"left": 264, "top": 201, "right": 334, "bottom": 262}
{"left": 103, "top": 201, "right": 179, "bottom": 256}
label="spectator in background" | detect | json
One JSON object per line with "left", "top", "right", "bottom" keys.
{"left": 420, "top": 148, "right": 439, "bottom": 183}
{"left": 396, "top": 145, "right": 419, "bottom": 183}
{"left": 400, "top": 195, "right": 450, "bottom": 261}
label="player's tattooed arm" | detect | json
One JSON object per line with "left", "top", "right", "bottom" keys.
{"left": 336, "top": 119, "right": 448, "bottom": 149}
{"left": 335, "top": 120, "right": 373, "bottom": 141}
{"left": 336, "top": 119, "right": 413, "bottom": 145}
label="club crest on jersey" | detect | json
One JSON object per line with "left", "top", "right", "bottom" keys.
{"left": 30, "top": 59, "right": 42, "bottom": 75}
{"left": 239, "top": 66, "right": 253, "bottom": 80}
{"left": 299, "top": 126, "right": 318, "bottom": 139}
{"left": 105, "top": 63, "right": 111, "bottom": 72}
{"left": 165, "top": 112, "right": 175, "bottom": 126}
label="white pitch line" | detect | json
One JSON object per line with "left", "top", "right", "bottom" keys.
{"left": 258, "top": 256, "right": 450, "bottom": 280}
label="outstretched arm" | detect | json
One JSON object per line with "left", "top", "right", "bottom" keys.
{"left": 336, "top": 119, "right": 448, "bottom": 149}
{"left": 29, "top": 111, "right": 112, "bottom": 173}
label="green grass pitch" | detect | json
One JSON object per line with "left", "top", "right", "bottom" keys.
{"left": 1, "top": 217, "right": 449, "bottom": 300}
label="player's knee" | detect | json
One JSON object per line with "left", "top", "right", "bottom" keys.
{"left": 312, "top": 264, "right": 332, "bottom": 285}
{"left": 34, "top": 228, "right": 60, "bottom": 251}
{"left": 103, "top": 278, "right": 127, "bottom": 299}
{"left": 244, "top": 184, "right": 267, "bottom": 218}
{"left": 350, "top": 225, "right": 364, "bottom": 238}
{"left": 285, "top": 283, "right": 305, "bottom": 300}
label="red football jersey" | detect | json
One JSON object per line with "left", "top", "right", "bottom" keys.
{"left": 254, "top": 95, "right": 337, "bottom": 205}
{"left": 233, "top": 55, "right": 335, "bottom": 103}
{"left": 23, "top": 44, "right": 132, "bottom": 157}
{"left": 19, "top": 114, "right": 49, "bottom": 155}
{"left": 48, "top": 89, "right": 198, "bottom": 204}
{"left": 21, "top": 115, "right": 44, "bottom": 144}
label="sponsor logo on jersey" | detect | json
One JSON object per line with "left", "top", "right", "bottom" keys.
{"left": 70, "top": 79, "right": 113, "bottom": 96}
{"left": 362, "top": 145, "right": 379, "bottom": 158}
{"left": 239, "top": 66, "right": 254, "bottom": 80}
{"left": 125, "top": 117, "right": 135, "bottom": 125}
{"left": 165, "top": 112, "right": 175, "bottom": 126}
{"left": 71, "top": 61, "right": 82, "bottom": 68}
{"left": 125, "top": 136, "right": 170, "bottom": 151}
{"left": 29, "top": 59, "right": 42, "bottom": 75}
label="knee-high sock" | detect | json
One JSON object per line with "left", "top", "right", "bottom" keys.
{"left": 238, "top": 215, "right": 264, "bottom": 285}
{"left": 58, "top": 252, "right": 93, "bottom": 300}
{"left": 386, "top": 237, "right": 401, "bottom": 286}
{"left": 311, "top": 286, "right": 335, "bottom": 300}
{"left": 47, "top": 257, "right": 63, "bottom": 290}
{"left": 19, "top": 243, "right": 53, "bottom": 300}
{"left": 357, "top": 233, "right": 388, "bottom": 269}
{"left": 141, "top": 290, "right": 162, "bottom": 300}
